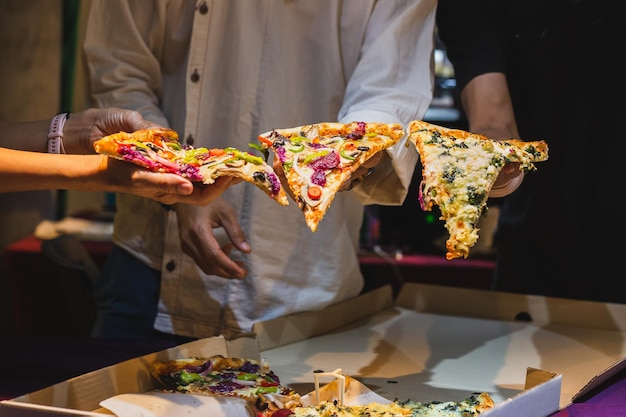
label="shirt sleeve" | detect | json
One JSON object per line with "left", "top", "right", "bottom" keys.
{"left": 83, "top": 0, "right": 172, "bottom": 127}
{"left": 436, "top": 0, "right": 507, "bottom": 93}
{"left": 339, "top": 0, "right": 437, "bottom": 205}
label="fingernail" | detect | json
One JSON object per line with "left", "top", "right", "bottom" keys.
{"left": 177, "top": 183, "right": 192, "bottom": 194}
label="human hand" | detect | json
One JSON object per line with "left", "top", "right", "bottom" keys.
{"left": 475, "top": 127, "right": 525, "bottom": 197}
{"left": 174, "top": 198, "right": 250, "bottom": 278}
{"left": 339, "top": 150, "right": 386, "bottom": 191}
{"left": 490, "top": 162, "right": 524, "bottom": 198}
{"left": 98, "top": 157, "right": 235, "bottom": 205}
{"left": 64, "top": 108, "right": 160, "bottom": 155}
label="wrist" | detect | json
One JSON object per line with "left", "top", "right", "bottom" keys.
{"left": 47, "top": 112, "right": 71, "bottom": 154}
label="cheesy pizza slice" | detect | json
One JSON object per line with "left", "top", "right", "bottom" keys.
{"left": 408, "top": 120, "right": 549, "bottom": 260}
{"left": 258, "top": 121, "right": 404, "bottom": 232}
{"left": 94, "top": 127, "right": 289, "bottom": 206}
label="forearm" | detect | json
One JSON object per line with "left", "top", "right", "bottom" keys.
{"left": 460, "top": 72, "right": 526, "bottom": 197}
{"left": 0, "top": 148, "right": 104, "bottom": 192}
{"left": 0, "top": 120, "right": 50, "bottom": 152}
{"left": 460, "top": 72, "right": 520, "bottom": 139}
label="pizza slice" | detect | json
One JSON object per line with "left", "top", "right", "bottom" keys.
{"left": 258, "top": 121, "right": 404, "bottom": 232}
{"left": 287, "top": 392, "right": 494, "bottom": 417}
{"left": 94, "top": 127, "right": 289, "bottom": 206}
{"left": 151, "top": 355, "right": 302, "bottom": 416}
{"left": 408, "top": 120, "right": 549, "bottom": 260}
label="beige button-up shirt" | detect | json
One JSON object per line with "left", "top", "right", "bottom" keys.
{"left": 85, "top": 0, "right": 436, "bottom": 338}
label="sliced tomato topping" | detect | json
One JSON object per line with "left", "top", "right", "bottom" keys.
{"left": 307, "top": 185, "right": 322, "bottom": 200}
{"left": 209, "top": 148, "right": 226, "bottom": 157}
{"left": 258, "top": 135, "right": 273, "bottom": 147}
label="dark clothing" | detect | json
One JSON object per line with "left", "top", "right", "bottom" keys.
{"left": 437, "top": 0, "right": 626, "bottom": 303}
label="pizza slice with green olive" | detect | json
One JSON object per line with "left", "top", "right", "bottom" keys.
{"left": 257, "top": 121, "right": 404, "bottom": 232}
{"left": 94, "top": 127, "right": 289, "bottom": 205}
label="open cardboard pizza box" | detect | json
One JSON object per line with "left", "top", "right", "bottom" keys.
{"left": 2, "top": 283, "right": 626, "bottom": 416}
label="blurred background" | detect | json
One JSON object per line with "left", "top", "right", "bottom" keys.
{"left": 0, "top": 0, "right": 103, "bottom": 334}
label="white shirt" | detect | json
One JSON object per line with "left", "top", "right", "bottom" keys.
{"left": 84, "top": 0, "right": 436, "bottom": 338}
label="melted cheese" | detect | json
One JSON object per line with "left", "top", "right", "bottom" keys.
{"left": 291, "top": 393, "right": 494, "bottom": 417}
{"left": 259, "top": 122, "right": 404, "bottom": 232}
{"left": 409, "top": 120, "right": 548, "bottom": 260}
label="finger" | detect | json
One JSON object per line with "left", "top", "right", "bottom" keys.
{"left": 501, "top": 162, "right": 519, "bottom": 175}
{"left": 362, "top": 151, "right": 384, "bottom": 168}
{"left": 204, "top": 243, "right": 248, "bottom": 279}
{"left": 216, "top": 207, "right": 251, "bottom": 254}
{"left": 272, "top": 159, "right": 297, "bottom": 201}
{"left": 340, "top": 166, "right": 376, "bottom": 192}
{"left": 494, "top": 162, "right": 521, "bottom": 187}
{"left": 183, "top": 176, "right": 236, "bottom": 205}
{"left": 135, "top": 171, "right": 194, "bottom": 195}
{"left": 181, "top": 231, "right": 248, "bottom": 279}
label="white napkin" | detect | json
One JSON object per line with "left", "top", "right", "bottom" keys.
{"left": 100, "top": 376, "right": 388, "bottom": 417}
{"left": 34, "top": 217, "right": 113, "bottom": 241}
{"left": 100, "top": 392, "right": 254, "bottom": 417}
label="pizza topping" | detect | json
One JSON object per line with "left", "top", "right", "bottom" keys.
{"left": 152, "top": 355, "right": 495, "bottom": 417}
{"left": 307, "top": 185, "right": 322, "bottom": 200}
{"left": 303, "top": 149, "right": 332, "bottom": 165}
{"left": 94, "top": 128, "right": 289, "bottom": 205}
{"left": 151, "top": 355, "right": 301, "bottom": 415}
{"left": 409, "top": 120, "right": 548, "bottom": 260}
{"left": 258, "top": 122, "right": 404, "bottom": 231}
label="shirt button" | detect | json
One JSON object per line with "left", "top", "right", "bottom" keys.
{"left": 186, "top": 134, "right": 194, "bottom": 146}
{"left": 166, "top": 260, "right": 176, "bottom": 272}
{"left": 199, "top": 2, "right": 209, "bottom": 15}
{"left": 191, "top": 69, "right": 200, "bottom": 83}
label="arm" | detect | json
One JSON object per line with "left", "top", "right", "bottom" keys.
{"left": 0, "top": 108, "right": 158, "bottom": 154}
{"left": 460, "top": 73, "right": 524, "bottom": 195}
{"left": 437, "top": 0, "right": 523, "bottom": 195}
{"left": 338, "top": 0, "right": 438, "bottom": 205}
{"left": 0, "top": 109, "right": 234, "bottom": 204}
{"left": 0, "top": 147, "right": 234, "bottom": 204}
{"left": 460, "top": 72, "right": 519, "bottom": 139}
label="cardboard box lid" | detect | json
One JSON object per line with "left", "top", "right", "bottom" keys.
{"left": 396, "top": 283, "right": 626, "bottom": 332}
{"left": 258, "top": 283, "right": 626, "bottom": 412}
{"left": 571, "top": 355, "right": 626, "bottom": 402}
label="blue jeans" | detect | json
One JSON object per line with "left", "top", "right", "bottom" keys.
{"left": 91, "top": 245, "right": 192, "bottom": 343}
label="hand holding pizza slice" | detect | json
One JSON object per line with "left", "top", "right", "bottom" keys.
{"left": 408, "top": 120, "right": 549, "bottom": 260}
{"left": 93, "top": 127, "right": 289, "bottom": 206}
{"left": 258, "top": 121, "right": 404, "bottom": 232}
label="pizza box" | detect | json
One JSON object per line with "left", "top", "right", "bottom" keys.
{"left": 2, "top": 283, "right": 626, "bottom": 416}
{"left": 0, "top": 335, "right": 260, "bottom": 416}
{"left": 253, "top": 283, "right": 626, "bottom": 415}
